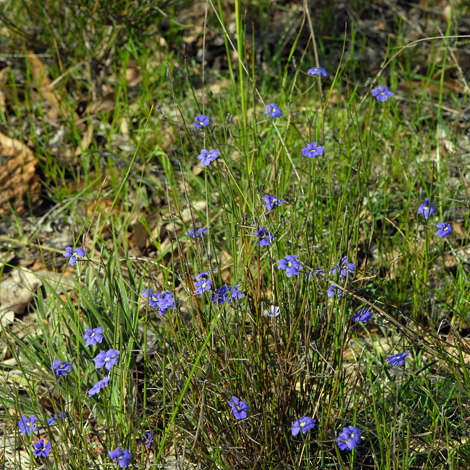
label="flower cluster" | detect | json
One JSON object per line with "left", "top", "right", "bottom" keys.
{"left": 211, "top": 284, "right": 243, "bottom": 304}
{"left": 417, "top": 198, "right": 452, "bottom": 238}
{"left": 142, "top": 288, "right": 175, "bottom": 315}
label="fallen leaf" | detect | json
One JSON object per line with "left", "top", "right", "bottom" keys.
{"left": 0, "top": 270, "right": 42, "bottom": 314}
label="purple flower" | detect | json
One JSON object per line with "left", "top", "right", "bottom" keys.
{"left": 278, "top": 255, "right": 302, "bottom": 277}
{"left": 228, "top": 396, "right": 250, "bottom": 419}
{"left": 254, "top": 226, "right": 274, "bottom": 246}
{"left": 32, "top": 439, "right": 51, "bottom": 457}
{"left": 194, "top": 268, "right": 217, "bottom": 281}
{"left": 194, "top": 278, "right": 212, "bottom": 295}
{"left": 194, "top": 114, "right": 210, "bottom": 129}
{"left": 262, "top": 194, "right": 286, "bottom": 211}
{"left": 331, "top": 256, "right": 355, "bottom": 278}
{"left": 18, "top": 415, "right": 38, "bottom": 435}
{"left": 84, "top": 327, "right": 105, "bottom": 347}
{"left": 386, "top": 352, "right": 408, "bottom": 366}
{"left": 337, "top": 425, "right": 361, "bottom": 450}
{"left": 291, "top": 417, "right": 316, "bottom": 436}
{"left": 187, "top": 228, "right": 208, "bottom": 238}
{"left": 436, "top": 222, "right": 452, "bottom": 238}
{"left": 372, "top": 85, "right": 394, "bottom": 102}
{"left": 305, "top": 269, "right": 327, "bottom": 279}
{"left": 228, "top": 284, "right": 243, "bottom": 300}
{"left": 108, "top": 447, "right": 132, "bottom": 468}
{"left": 63, "top": 246, "right": 86, "bottom": 266}
{"left": 212, "top": 285, "right": 229, "bottom": 304}
{"left": 198, "top": 149, "right": 220, "bottom": 166}
{"left": 265, "top": 305, "right": 280, "bottom": 317}
{"left": 327, "top": 285, "right": 342, "bottom": 298}
{"left": 141, "top": 432, "right": 153, "bottom": 447}
{"left": 47, "top": 413, "right": 67, "bottom": 426}
{"left": 417, "top": 198, "right": 436, "bottom": 220}
{"left": 51, "top": 360, "right": 72, "bottom": 376}
{"left": 307, "top": 67, "right": 328, "bottom": 77}
{"left": 353, "top": 307, "right": 373, "bottom": 323}
{"left": 301, "top": 142, "right": 324, "bottom": 158}
{"left": 142, "top": 289, "right": 175, "bottom": 315}
{"left": 94, "top": 349, "right": 120, "bottom": 371}
{"left": 88, "top": 376, "right": 110, "bottom": 397}
{"left": 265, "top": 103, "right": 283, "bottom": 119}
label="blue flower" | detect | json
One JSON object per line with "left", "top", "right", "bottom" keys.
{"left": 228, "top": 284, "right": 243, "bottom": 300}
{"left": 142, "top": 289, "right": 175, "bottom": 315}
{"left": 353, "top": 307, "right": 373, "bottom": 323}
{"left": 63, "top": 246, "right": 86, "bottom": 266}
{"left": 337, "top": 425, "right": 361, "bottom": 450}
{"left": 291, "top": 417, "right": 315, "bottom": 436}
{"left": 18, "top": 415, "right": 38, "bottom": 435}
{"left": 278, "top": 255, "right": 302, "bottom": 277}
{"left": 47, "top": 413, "right": 67, "bottom": 426}
{"left": 139, "top": 432, "right": 153, "bottom": 447}
{"left": 187, "top": 228, "right": 208, "bottom": 238}
{"left": 265, "top": 305, "right": 280, "bottom": 317}
{"left": 436, "top": 222, "right": 452, "bottom": 238}
{"left": 198, "top": 149, "right": 220, "bottom": 166}
{"left": 194, "top": 278, "right": 212, "bottom": 295}
{"left": 265, "top": 103, "right": 283, "bottom": 118}
{"left": 88, "top": 376, "right": 110, "bottom": 397}
{"left": 327, "top": 285, "right": 342, "bottom": 298}
{"left": 372, "top": 85, "right": 394, "bottom": 102}
{"left": 305, "top": 269, "right": 327, "bottom": 279}
{"left": 307, "top": 67, "right": 328, "bottom": 77}
{"left": 254, "top": 226, "right": 274, "bottom": 246}
{"left": 94, "top": 349, "right": 120, "bottom": 371}
{"left": 194, "top": 268, "right": 217, "bottom": 281}
{"left": 331, "top": 256, "right": 355, "bottom": 278}
{"left": 51, "top": 360, "right": 72, "bottom": 376}
{"left": 84, "top": 327, "right": 105, "bottom": 347}
{"left": 32, "top": 439, "right": 51, "bottom": 457}
{"left": 108, "top": 447, "right": 132, "bottom": 468}
{"left": 386, "top": 352, "right": 408, "bottom": 366}
{"left": 194, "top": 115, "right": 210, "bottom": 129}
{"left": 262, "top": 194, "right": 286, "bottom": 211}
{"left": 228, "top": 396, "right": 250, "bottom": 419}
{"left": 301, "top": 142, "right": 324, "bottom": 158}
{"left": 417, "top": 198, "right": 436, "bottom": 220}
{"left": 211, "top": 285, "right": 229, "bottom": 304}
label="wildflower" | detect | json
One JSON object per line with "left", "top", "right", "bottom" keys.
{"left": 228, "top": 284, "right": 243, "bottom": 300}
{"left": 212, "top": 285, "right": 229, "bottom": 304}
{"left": 331, "top": 256, "right": 355, "bottom": 278}
{"left": 32, "top": 439, "right": 51, "bottom": 457}
{"left": 305, "top": 269, "right": 327, "bottom": 279}
{"left": 291, "top": 417, "right": 316, "bottom": 436}
{"left": 327, "top": 285, "right": 343, "bottom": 298}
{"left": 63, "top": 246, "right": 86, "bottom": 267}
{"left": 94, "top": 349, "right": 120, "bottom": 371}
{"left": 51, "top": 360, "right": 72, "bottom": 377}
{"left": 417, "top": 198, "right": 436, "bottom": 220}
{"left": 194, "top": 114, "right": 210, "bottom": 129}
{"left": 265, "top": 103, "right": 283, "bottom": 119}
{"left": 436, "top": 222, "right": 452, "bottom": 238}
{"left": 386, "top": 352, "right": 408, "bottom": 366}
{"left": 372, "top": 85, "right": 394, "bottom": 102}
{"left": 84, "top": 327, "right": 105, "bottom": 347}
{"left": 262, "top": 194, "right": 286, "bottom": 211}
{"left": 353, "top": 307, "right": 373, "bottom": 323}
{"left": 278, "top": 255, "right": 302, "bottom": 277}
{"left": 337, "top": 425, "right": 361, "bottom": 450}
{"left": 18, "top": 415, "right": 38, "bottom": 435}
{"left": 228, "top": 396, "right": 250, "bottom": 419}
{"left": 108, "top": 447, "right": 132, "bottom": 468}
{"left": 265, "top": 305, "right": 280, "bottom": 317}
{"left": 142, "top": 289, "right": 175, "bottom": 315}
{"left": 194, "top": 277, "right": 212, "bottom": 295}
{"left": 47, "top": 413, "right": 67, "bottom": 426}
{"left": 88, "top": 376, "right": 110, "bottom": 397}
{"left": 308, "top": 67, "right": 328, "bottom": 77}
{"left": 139, "top": 432, "right": 153, "bottom": 447}
{"left": 198, "top": 149, "right": 220, "bottom": 166}
{"left": 254, "top": 226, "right": 275, "bottom": 246}
{"left": 187, "top": 228, "right": 208, "bottom": 238}
{"left": 194, "top": 268, "right": 217, "bottom": 281}
{"left": 301, "top": 142, "right": 324, "bottom": 159}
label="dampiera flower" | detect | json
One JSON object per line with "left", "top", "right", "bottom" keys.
{"left": 386, "top": 352, "right": 408, "bottom": 366}
{"left": 353, "top": 307, "right": 373, "bottom": 323}
{"left": 262, "top": 194, "right": 286, "bottom": 211}
{"left": 142, "top": 289, "right": 175, "bottom": 315}
{"left": 265, "top": 305, "right": 280, "bottom": 317}
{"left": 301, "top": 142, "right": 324, "bottom": 159}
{"left": 212, "top": 285, "right": 229, "bottom": 304}
{"left": 308, "top": 67, "right": 328, "bottom": 77}
{"left": 291, "top": 417, "right": 316, "bottom": 436}
{"left": 194, "top": 277, "right": 212, "bottom": 295}
{"left": 327, "top": 285, "right": 343, "bottom": 298}
{"left": 198, "top": 149, "right": 220, "bottom": 166}
{"left": 228, "top": 284, "right": 243, "bottom": 300}
{"left": 254, "top": 226, "right": 274, "bottom": 247}
{"left": 187, "top": 228, "right": 208, "bottom": 238}
{"left": 337, "top": 425, "right": 361, "bottom": 450}
{"left": 228, "top": 396, "right": 250, "bottom": 419}
{"left": 94, "top": 349, "right": 120, "bottom": 371}
{"left": 372, "top": 85, "right": 394, "bottom": 102}
{"left": 331, "top": 256, "right": 355, "bottom": 278}
{"left": 436, "top": 222, "right": 452, "bottom": 238}
{"left": 88, "top": 376, "right": 110, "bottom": 397}
{"left": 47, "top": 413, "right": 67, "bottom": 426}
{"left": 84, "top": 327, "right": 105, "bottom": 347}
{"left": 51, "top": 360, "right": 72, "bottom": 377}
{"left": 32, "top": 439, "right": 51, "bottom": 457}
{"left": 63, "top": 246, "right": 86, "bottom": 267}
{"left": 18, "top": 415, "right": 38, "bottom": 435}
{"left": 140, "top": 432, "right": 153, "bottom": 447}
{"left": 417, "top": 199, "right": 436, "bottom": 220}
{"left": 108, "top": 447, "right": 132, "bottom": 468}
{"left": 194, "top": 115, "right": 210, "bottom": 129}
{"left": 265, "top": 103, "right": 283, "bottom": 119}
{"left": 278, "top": 255, "right": 302, "bottom": 277}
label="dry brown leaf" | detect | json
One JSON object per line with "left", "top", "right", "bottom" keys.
{"left": 75, "top": 124, "right": 94, "bottom": 156}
